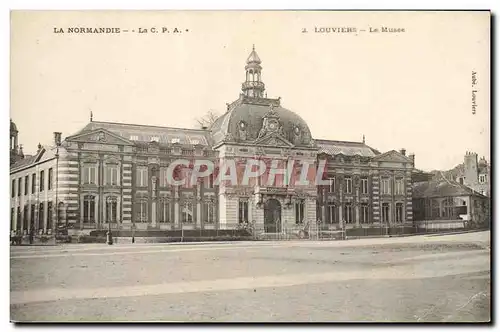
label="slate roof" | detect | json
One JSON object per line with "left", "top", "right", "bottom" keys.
{"left": 75, "top": 121, "right": 211, "bottom": 146}
{"left": 315, "top": 139, "right": 380, "bottom": 157}
{"left": 412, "top": 177, "right": 484, "bottom": 199}
{"left": 10, "top": 147, "right": 55, "bottom": 173}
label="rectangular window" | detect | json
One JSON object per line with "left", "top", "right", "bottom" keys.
{"left": 82, "top": 165, "right": 97, "bottom": 185}
{"left": 395, "top": 178, "right": 404, "bottom": 195}
{"left": 16, "top": 207, "right": 21, "bottom": 230}
{"left": 361, "top": 203, "right": 369, "bottom": 223}
{"left": 159, "top": 167, "right": 168, "bottom": 187}
{"left": 10, "top": 207, "right": 14, "bottom": 231}
{"left": 105, "top": 165, "right": 119, "bottom": 186}
{"left": 479, "top": 174, "right": 486, "bottom": 183}
{"left": 459, "top": 177, "right": 464, "bottom": 185}
{"left": 17, "top": 178, "right": 22, "bottom": 196}
{"left": 361, "top": 177, "right": 368, "bottom": 194}
{"left": 130, "top": 135, "right": 139, "bottom": 141}
{"left": 295, "top": 200, "right": 305, "bottom": 224}
{"left": 344, "top": 203, "right": 353, "bottom": 223}
{"left": 203, "top": 201, "right": 215, "bottom": 224}
{"left": 239, "top": 200, "right": 249, "bottom": 224}
{"left": 396, "top": 203, "right": 404, "bottom": 223}
{"left": 11, "top": 179, "right": 15, "bottom": 198}
{"left": 31, "top": 174, "right": 36, "bottom": 194}
{"left": 135, "top": 200, "right": 148, "bottom": 223}
{"left": 47, "top": 202, "right": 53, "bottom": 230}
{"left": 159, "top": 200, "right": 171, "bottom": 223}
{"left": 24, "top": 175, "right": 29, "bottom": 195}
{"left": 23, "top": 205, "right": 29, "bottom": 230}
{"left": 83, "top": 195, "right": 96, "bottom": 223}
{"left": 30, "top": 204, "right": 35, "bottom": 228}
{"left": 106, "top": 197, "right": 118, "bottom": 222}
{"left": 327, "top": 204, "right": 336, "bottom": 223}
{"left": 48, "top": 168, "right": 53, "bottom": 190}
{"left": 382, "top": 203, "right": 390, "bottom": 223}
{"left": 40, "top": 171, "right": 45, "bottom": 191}
{"left": 39, "top": 203, "right": 45, "bottom": 229}
{"left": 136, "top": 167, "right": 148, "bottom": 187}
{"left": 345, "top": 177, "right": 352, "bottom": 194}
{"left": 182, "top": 201, "right": 194, "bottom": 223}
{"left": 206, "top": 174, "right": 214, "bottom": 189}
{"left": 381, "top": 178, "right": 391, "bottom": 195}
{"left": 328, "top": 177, "right": 335, "bottom": 193}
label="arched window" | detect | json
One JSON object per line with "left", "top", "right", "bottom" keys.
{"left": 295, "top": 199, "right": 305, "bottom": 224}
{"left": 327, "top": 203, "right": 336, "bottom": 224}
{"left": 135, "top": 199, "right": 148, "bottom": 223}
{"left": 106, "top": 196, "right": 118, "bottom": 223}
{"left": 83, "top": 195, "right": 96, "bottom": 223}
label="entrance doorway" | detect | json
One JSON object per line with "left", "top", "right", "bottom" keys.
{"left": 264, "top": 198, "right": 282, "bottom": 233}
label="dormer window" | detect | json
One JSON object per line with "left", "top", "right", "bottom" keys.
{"left": 151, "top": 136, "right": 159, "bottom": 142}
{"left": 130, "top": 135, "right": 139, "bottom": 141}
{"left": 191, "top": 139, "right": 199, "bottom": 145}
{"left": 171, "top": 138, "right": 180, "bottom": 144}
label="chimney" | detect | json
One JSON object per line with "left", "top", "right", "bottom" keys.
{"left": 54, "top": 132, "right": 62, "bottom": 146}
{"left": 37, "top": 143, "right": 42, "bottom": 153}
{"left": 400, "top": 148, "right": 406, "bottom": 156}
{"left": 409, "top": 153, "right": 415, "bottom": 166}
{"left": 18, "top": 144, "right": 24, "bottom": 159}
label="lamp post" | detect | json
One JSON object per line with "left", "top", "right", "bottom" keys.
{"left": 106, "top": 196, "right": 114, "bottom": 245}
{"left": 54, "top": 132, "right": 62, "bottom": 237}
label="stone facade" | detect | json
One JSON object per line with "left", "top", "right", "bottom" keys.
{"left": 10, "top": 47, "right": 416, "bottom": 235}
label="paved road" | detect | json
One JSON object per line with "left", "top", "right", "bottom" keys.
{"left": 10, "top": 232, "right": 491, "bottom": 322}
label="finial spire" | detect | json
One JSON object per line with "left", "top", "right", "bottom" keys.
{"left": 362, "top": 134, "right": 365, "bottom": 144}
{"left": 90, "top": 111, "right": 93, "bottom": 122}
{"left": 252, "top": 44, "right": 255, "bottom": 51}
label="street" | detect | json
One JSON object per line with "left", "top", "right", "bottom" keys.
{"left": 10, "top": 231, "right": 491, "bottom": 322}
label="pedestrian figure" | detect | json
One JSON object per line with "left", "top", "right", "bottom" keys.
{"left": 29, "top": 227, "right": 34, "bottom": 245}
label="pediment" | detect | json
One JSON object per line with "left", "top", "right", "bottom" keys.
{"left": 66, "top": 128, "right": 134, "bottom": 146}
{"left": 372, "top": 150, "right": 412, "bottom": 163}
{"left": 254, "top": 133, "right": 294, "bottom": 148}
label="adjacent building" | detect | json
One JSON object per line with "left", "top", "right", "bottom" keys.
{"left": 10, "top": 47, "right": 417, "bottom": 235}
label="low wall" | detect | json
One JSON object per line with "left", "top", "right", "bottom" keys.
{"left": 415, "top": 219, "right": 466, "bottom": 230}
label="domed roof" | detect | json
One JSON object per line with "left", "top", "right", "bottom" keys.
{"left": 10, "top": 119, "right": 17, "bottom": 133}
{"left": 210, "top": 96, "right": 313, "bottom": 148}
{"left": 246, "top": 47, "right": 261, "bottom": 64}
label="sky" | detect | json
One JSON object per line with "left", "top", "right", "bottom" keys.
{"left": 10, "top": 11, "right": 490, "bottom": 171}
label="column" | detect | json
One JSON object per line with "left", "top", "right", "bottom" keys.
{"left": 355, "top": 187, "right": 360, "bottom": 227}
{"left": 371, "top": 172, "right": 380, "bottom": 222}
{"left": 196, "top": 187, "right": 202, "bottom": 229}
{"left": 174, "top": 187, "right": 179, "bottom": 228}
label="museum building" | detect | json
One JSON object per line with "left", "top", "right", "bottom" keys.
{"left": 10, "top": 47, "right": 416, "bottom": 235}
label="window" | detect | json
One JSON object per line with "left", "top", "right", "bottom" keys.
{"left": 382, "top": 203, "right": 390, "bottom": 223}
{"left": 328, "top": 177, "right": 335, "bottom": 193}
{"left": 361, "top": 203, "right": 369, "bottom": 224}
{"left": 11, "top": 179, "right": 15, "bottom": 198}
{"left": 159, "top": 199, "right": 171, "bottom": 223}
{"left": 106, "top": 197, "right": 118, "bottom": 223}
{"left": 459, "top": 177, "right": 464, "bottom": 185}
{"left": 83, "top": 195, "right": 96, "bottom": 223}
{"left": 10, "top": 208, "right": 14, "bottom": 231}
{"left": 381, "top": 178, "right": 391, "bottom": 195}
{"left": 395, "top": 178, "right": 404, "bottom": 195}
{"left": 361, "top": 177, "right": 368, "bottom": 194}
{"left": 344, "top": 203, "right": 353, "bottom": 223}
{"left": 30, "top": 204, "right": 35, "bottom": 228}
{"left": 159, "top": 167, "right": 168, "bottom": 187}
{"left": 16, "top": 207, "right": 21, "bottom": 230}
{"left": 48, "top": 168, "right": 53, "bottom": 190}
{"left": 18, "top": 178, "right": 22, "bottom": 196}
{"left": 479, "top": 174, "right": 486, "bottom": 183}
{"left": 295, "top": 200, "right": 305, "bottom": 224}
{"left": 135, "top": 200, "right": 148, "bottom": 222}
{"left": 327, "top": 203, "right": 336, "bottom": 224}
{"left": 206, "top": 174, "right": 214, "bottom": 189}
{"left": 23, "top": 205, "right": 29, "bottom": 231}
{"left": 239, "top": 200, "right": 249, "bottom": 223}
{"left": 182, "top": 201, "right": 194, "bottom": 223}
{"left": 82, "top": 165, "right": 97, "bottom": 185}
{"left": 191, "top": 139, "right": 199, "bottom": 145}
{"left": 105, "top": 165, "right": 119, "bottom": 185}
{"left": 396, "top": 203, "right": 403, "bottom": 223}
{"left": 24, "top": 175, "right": 29, "bottom": 195}
{"left": 47, "top": 202, "right": 53, "bottom": 230}
{"left": 39, "top": 203, "right": 45, "bottom": 229}
{"left": 40, "top": 171, "right": 45, "bottom": 191}
{"left": 171, "top": 138, "right": 180, "bottom": 144}
{"left": 345, "top": 177, "right": 353, "bottom": 194}
{"left": 136, "top": 167, "right": 148, "bottom": 187}
{"left": 130, "top": 135, "right": 139, "bottom": 141}
{"left": 151, "top": 136, "right": 160, "bottom": 142}
{"left": 203, "top": 201, "right": 215, "bottom": 224}
{"left": 31, "top": 174, "right": 36, "bottom": 194}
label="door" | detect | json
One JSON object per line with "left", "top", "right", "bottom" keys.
{"left": 264, "top": 199, "right": 282, "bottom": 233}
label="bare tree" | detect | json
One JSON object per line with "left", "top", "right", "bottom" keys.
{"left": 195, "top": 110, "right": 220, "bottom": 129}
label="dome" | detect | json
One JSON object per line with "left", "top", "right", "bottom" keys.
{"left": 210, "top": 96, "right": 313, "bottom": 148}
{"left": 10, "top": 119, "right": 17, "bottom": 133}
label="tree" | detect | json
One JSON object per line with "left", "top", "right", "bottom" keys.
{"left": 195, "top": 110, "right": 220, "bottom": 129}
